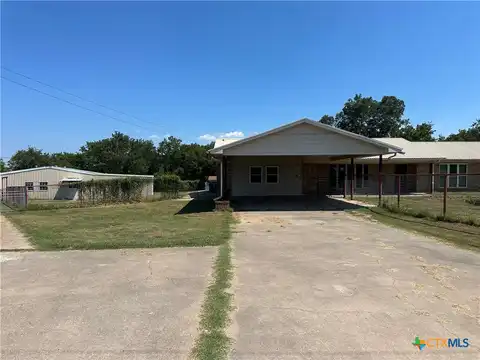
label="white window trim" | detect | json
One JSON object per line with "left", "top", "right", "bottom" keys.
{"left": 39, "top": 182, "right": 48, "bottom": 191}
{"left": 265, "top": 166, "right": 279, "bottom": 184}
{"left": 439, "top": 163, "right": 468, "bottom": 189}
{"left": 25, "top": 182, "right": 34, "bottom": 191}
{"left": 249, "top": 166, "right": 263, "bottom": 184}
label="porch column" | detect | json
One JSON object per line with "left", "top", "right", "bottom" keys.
{"left": 378, "top": 155, "right": 383, "bottom": 206}
{"left": 430, "top": 162, "right": 435, "bottom": 195}
{"left": 350, "top": 157, "right": 355, "bottom": 200}
{"left": 219, "top": 157, "right": 224, "bottom": 198}
{"left": 222, "top": 156, "right": 227, "bottom": 198}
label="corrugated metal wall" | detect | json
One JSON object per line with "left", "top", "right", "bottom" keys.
{"left": 0, "top": 168, "right": 154, "bottom": 200}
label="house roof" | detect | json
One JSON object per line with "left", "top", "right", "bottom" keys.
{"left": 210, "top": 118, "right": 404, "bottom": 155}
{"left": 363, "top": 138, "right": 480, "bottom": 162}
{"left": 213, "top": 138, "right": 240, "bottom": 149}
{"left": 0, "top": 166, "right": 154, "bottom": 178}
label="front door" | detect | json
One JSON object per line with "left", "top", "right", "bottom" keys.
{"left": 302, "top": 164, "right": 318, "bottom": 194}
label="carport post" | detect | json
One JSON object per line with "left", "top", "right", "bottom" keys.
{"left": 378, "top": 155, "right": 383, "bottom": 206}
{"left": 443, "top": 174, "right": 448, "bottom": 217}
{"left": 350, "top": 157, "right": 354, "bottom": 200}
{"left": 222, "top": 156, "right": 227, "bottom": 199}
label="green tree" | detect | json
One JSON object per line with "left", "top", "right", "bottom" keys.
{"left": 7, "top": 146, "right": 51, "bottom": 170}
{"left": 50, "top": 152, "right": 86, "bottom": 168}
{"left": 80, "top": 132, "right": 157, "bottom": 174}
{"left": 443, "top": 119, "right": 480, "bottom": 141}
{"left": 319, "top": 115, "right": 336, "bottom": 126}
{"left": 399, "top": 122, "right": 436, "bottom": 141}
{"left": 334, "top": 94, "right": 410, "bottom": 138}
{"left": 322, "top": 94, "right": 436, "bottom": 141}
{"left": 157, "top": 136, "right": 184, "bottom": 175}
{"left": 0, "top": 159, "right": 7, "bottom": 172}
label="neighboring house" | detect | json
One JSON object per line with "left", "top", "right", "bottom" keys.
{"left": 209, "top": 118, "right": 480, "bottom": 198}
{"left": 0, "top": 166, "right": 154, "bottom": 200}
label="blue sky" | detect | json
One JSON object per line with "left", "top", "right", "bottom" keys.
{"left": 1, "top": 1, "right": 479, "bottom": 159}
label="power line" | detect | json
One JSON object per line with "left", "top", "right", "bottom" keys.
{"left": 1, "top": 76, "right": 157, "bottom": 132}
{"left": 1, "top": 66, "right": 159, "bottom": 127}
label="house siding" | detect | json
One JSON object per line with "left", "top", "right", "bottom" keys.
{"left": 416, "top": 163, "right": 432, "bottom": 193}
{"left": 230, "top": 156, "right": 303, "bottom": 197}
{"left": 224, "top": 157, "right": 480, "bottom": 198}
{"left": 223, "top": 123, "right": 388, "bottom": 156}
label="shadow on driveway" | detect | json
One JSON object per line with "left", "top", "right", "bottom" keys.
{"left": 230, "top": 196, "right": 365, "bottom": 212}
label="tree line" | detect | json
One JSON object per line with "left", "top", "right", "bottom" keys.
{"left": 1, "top": 94, "right": 478, "bottom": 175}
{"left": 1, "top": 133, "right": 217, "bottom": 180}
{"left": 319, "top": 94, "right": 479, "bottom": 141}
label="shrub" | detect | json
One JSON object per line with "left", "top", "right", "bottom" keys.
{"left": 154, "top": 173, "right": 205, "bottom": 192}
{"left": 78, "top": 178, "right": 150, "bottom": 204}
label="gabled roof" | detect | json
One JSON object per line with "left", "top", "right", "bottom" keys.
{"left": 0, "top": 166, "right": 154, "bottom": 178}
{"left": 210, "top": 118, "right": 404, "bottom": 155}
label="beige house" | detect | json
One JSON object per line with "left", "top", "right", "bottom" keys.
{"left": 210, "top": 118, "right": 480, "bottom": 198}
{"left": 0, "top": 166, "right": 154, "bottom": 200}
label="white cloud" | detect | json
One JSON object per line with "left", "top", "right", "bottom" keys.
{"left": 198, "top": 130, "right": 245, "bottom": 143}
{"left": 199, "top": 134, "right": 217, "bottom": 142}
{"left": 222, "top": 131, "right": 244, "bottom": 138}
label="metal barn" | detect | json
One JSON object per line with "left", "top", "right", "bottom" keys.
{"left": 0, "top": 166, "right": 154, "bottom": 201}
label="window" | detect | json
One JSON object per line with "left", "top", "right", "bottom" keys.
{"left": 330, "top": 164, "right": 367, "bottom": 189}
{"left": 249, "top": 166, "right": 262, "bottom": 184}
{"left": 39, "top": 182, "right": 48, "bottom": 191}
{"left": 266, "top": 166, "right": 279, "bottom": 184}
{"left": 355, "top": 164, "right": 369, "bottom": 189}
{"left": 25, "top": 182, "right": 34, "bottom": 191}
{"left": 439, "top": 164, "right": 467, "bottom": 188}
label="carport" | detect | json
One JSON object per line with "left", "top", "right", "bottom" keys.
{"left": 210, "top": 118, "right": 403, "bottom": 207}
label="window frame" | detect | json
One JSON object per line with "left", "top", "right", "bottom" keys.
{"left": 25, "top": 182, "right": 34, "bottom": 191}
{"left": 439, "top": 163, "right": 468, "bottom": 189}
{"left": 265, "top": 166, "right": 279, "bottom": 184}
{"left": 249, "top": 166, "right": 263, "bottom": 184}
{"left": 355, "top": 164, "right": 368, "bottom": 189}
{"left": 39, "top": 181, "right": 48, "bottom": 191}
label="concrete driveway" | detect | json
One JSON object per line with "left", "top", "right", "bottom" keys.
{"left": 1, "top": 247, "right": 216, "bottom": 360}
{"left": 230, "top": 210, "right": 480, "bottom": 359}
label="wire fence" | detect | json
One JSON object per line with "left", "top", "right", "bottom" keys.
{"left": 1, "top": 186, "right": 28, "bottom": 209}
{"left": 350, "top": 173, "right": 480, "bottom": 226}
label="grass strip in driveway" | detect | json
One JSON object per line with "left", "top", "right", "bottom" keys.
{"left": 4, "top": 200, "right": 232, "bottom": 250}
{"left": 352, "top": 207, "right": 480, "bottom": 252}
{"left": 191, "top": 239, "right": 234, "bottom": 360}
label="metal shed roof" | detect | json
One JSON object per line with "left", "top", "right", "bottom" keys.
{"left": 0, "top": 166, "right": 154, "bottom": 178}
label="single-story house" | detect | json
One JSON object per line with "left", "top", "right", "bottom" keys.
{"left": 209, "top": 118, "right": 480, "bottom": 198}
{"left": 0, "top": 166, "right": 154, "bottom": 201}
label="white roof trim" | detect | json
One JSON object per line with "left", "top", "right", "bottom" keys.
{"left": 209, "top": 118, "right": 404, "bottom": 155}
{"left": 0, "top": 166, "right": 154, "bottom": 178}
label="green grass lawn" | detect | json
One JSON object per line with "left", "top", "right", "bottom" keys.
{"left": 355, "top": 193, "right": 480, "bottom": 225}
{"left": 352, "top": 207, "right": 480, "bottom": 252}
{"left": 5, "top": 200, "right": 232, "bottom": 250}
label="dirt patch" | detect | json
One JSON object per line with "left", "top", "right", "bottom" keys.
{"left": 0, "top": 214, "right": 33, "bottom": 250}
